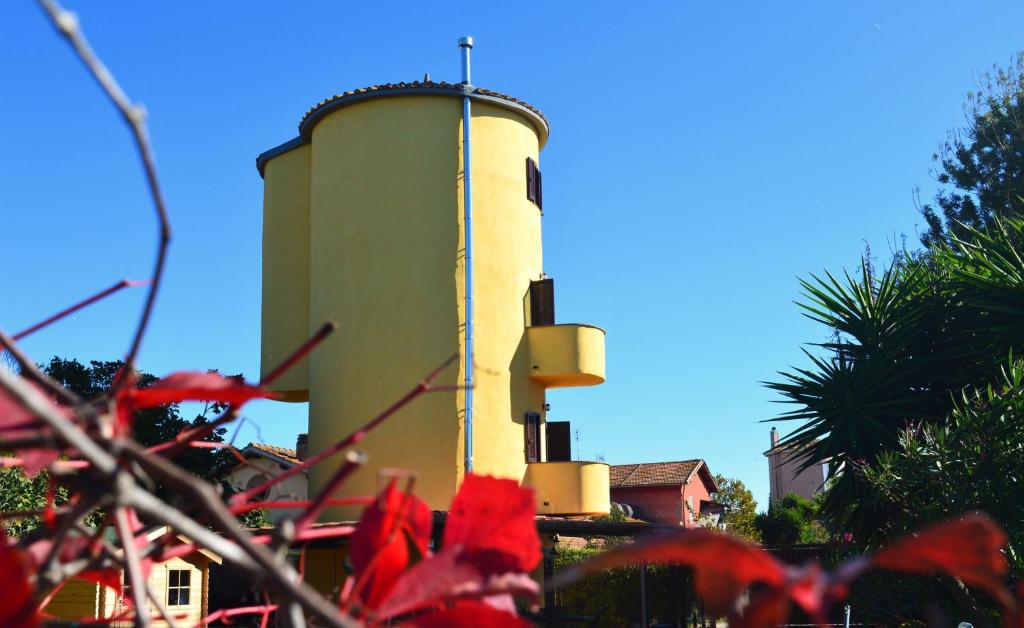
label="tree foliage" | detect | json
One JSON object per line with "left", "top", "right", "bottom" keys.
{"left": 754, "top": 494, "right": 828, "bottom": 546}
{"left": 767, "top": 219, "right": 1024, "bottom": 543}
{"left": 711, "top": 474, "right": 760, "bottom": 542}
{"left": 0, "top": 466, "right": 58, "bottom": 536}
{"left": 0, "top": 358, "right": 256, "bottom": 535}
{"left": 44, "top": 357, "right": 235, "bottom": 483}
{"left": 864, "top": 358, "right": 1024, "bottom": 576}
{"left": 921, "top": 53, "right": 1024, "bottom": 246}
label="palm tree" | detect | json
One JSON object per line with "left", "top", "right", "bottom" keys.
{"left": 766, "top": 218, "right": 1024, "bottom": 542}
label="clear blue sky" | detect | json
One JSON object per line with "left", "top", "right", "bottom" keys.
{"left": 3, "top": 2, "right": 1022, "bottom": 509}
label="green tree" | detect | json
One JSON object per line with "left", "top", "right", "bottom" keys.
{"left": 863, "top": 358, "right": 1024, "bottom": 576}
{"left": 754, "top": 494, "right": 828, "bottom": 546}
{"left": 0, "top": 465, "right": 60, "bottom": 536}
{"left": 921, "top": 53, "right": 1024, "bottom": 246}
{"left": 43, "top": 357, "right": 235, "bottom": 483}
{"left": 711, "top": 474, "right": 760, "bottom": 542}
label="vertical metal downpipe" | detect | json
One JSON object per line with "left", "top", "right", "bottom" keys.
{"left": 458, "top": 36, "right": 474, "bottom": 474}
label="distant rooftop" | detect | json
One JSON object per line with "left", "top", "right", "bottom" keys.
{"left": 610, "top": 460, "right": 708, "bottom": 488}
{"left": 245, "top": 442, "right": 300, "bottom": 466}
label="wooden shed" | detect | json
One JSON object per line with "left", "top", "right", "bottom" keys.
{"left": 45, "top": 527, "right": 221, "bottom": 626}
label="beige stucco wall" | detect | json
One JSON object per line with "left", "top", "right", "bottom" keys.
{"left": 226, "top": 456, "right": 309, "bottom": 524}
{"left": 768, "top": 450, "right": 825, "bottom": 503}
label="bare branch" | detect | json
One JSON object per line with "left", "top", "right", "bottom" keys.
{"left": 37, "top": 0, "right": 171, "bottom": 380}
{"left": 13, "top": 279, "right": 149, "bottom": 341}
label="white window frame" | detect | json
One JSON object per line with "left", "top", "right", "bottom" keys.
{"left": 166, "top": 567, "right": 192, "bottom": 608}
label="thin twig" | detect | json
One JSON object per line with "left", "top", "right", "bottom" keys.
{"left": 121, "top": 441, "right": 357, "bottom": 628}
{"left": 260, "top": 321, "right": 338, "bottom": 386}
{"left": 292, "top": 450, "right": 367, "bottom": 532}
{"left": 0, "top": 328, "right": 82, "bottom": 406}
{"left": 13, "top": 279, "right": 149, "bottom": 341}
{"left": 114, "top": 507, "right": 152, "bottom": 628}
{"left": 37, "top": 0, "right": 171, "bottom": 381}
{"left": 231, "top": 353, "right": 458, "bottom": 506}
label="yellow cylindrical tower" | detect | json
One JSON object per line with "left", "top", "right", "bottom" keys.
{"left": 259, "top": 81, "right": 606, "bottom": 519}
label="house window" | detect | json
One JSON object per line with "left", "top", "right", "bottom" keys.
{"left": 526, "top": 157, "right": 543, "bottom": 210}
{"left": 167, "top": 569, "right": 191, "bottom": 607}
{"left": 525, "top": 412, "right": 541, "bottom": 463}
{"left": 246, "top": 473, "right": 271, "bottom": 501}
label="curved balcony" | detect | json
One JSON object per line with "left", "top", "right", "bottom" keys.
{"left": 526, "top": 323, "right": 606, "bottom": 388}
{"left": 523, "top": 461, "right": 610, "bottom": 516}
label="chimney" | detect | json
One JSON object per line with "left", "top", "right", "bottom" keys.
{"left": 770, "top": 427, "right": 779, "bottom": 448}
{"left": 296, "top": 433, "right": 309, "bottom": 461}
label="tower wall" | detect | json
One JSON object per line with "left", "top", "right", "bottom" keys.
{"left": 262, "top": 92, "right": 549, "bottom": 516}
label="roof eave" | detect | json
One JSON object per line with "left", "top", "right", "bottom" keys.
{"left": 256, "top": 83, "right": 550, "bottom": 178}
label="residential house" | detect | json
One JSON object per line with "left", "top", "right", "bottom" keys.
{"left": 609, "top": 460, "right": 723, "bottom": 528}
{"left": 224, "top": 436, "right": 309, "bottom": 525}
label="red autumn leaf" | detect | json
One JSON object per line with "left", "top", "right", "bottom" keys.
{"left": 870, "top": 513, "right": 1011, "bottom": 606}
{"left": 404, "top": 600, "right": 532, "bottom": 627}
{"left": 20, "top": 448, "right": 60, "bottom": 477}
{"left": 125, "top": 371, "right": 276, "bottom": 408}
{"left": 350, "top": 480, "right": 432, "bottom": 610}
{"left": 374, "top": 544, "right": 539, "bottom": 621}
{"left": 443, "top": 474, "right": 540, "bottom": 575}
{"left": 0, "top": 534, "right": 38, "bottom": 628}
{"left": 549, "top": 528, "right": 787, "bottom": 616}
{"left": 0, "top": 387, "right": 43, "bottom": 433}
{"left": 732, "top": 589, "right": 792, "bottom": 628}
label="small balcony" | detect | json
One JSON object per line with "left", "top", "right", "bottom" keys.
{"left": 522, "top": 461, "right": 610, "bottom": 516}
{"left": 526, "top": 323, "right": 606, "bottom": 388}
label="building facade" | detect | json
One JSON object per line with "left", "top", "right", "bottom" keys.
{"left": 224, "top": 439, "right": 308, "bottom": 525}
{"left": 258, "top": 80, "right": 609, "bottom": 519}
{"left": 764, "top": 427, "right": 825, "bottom": 504}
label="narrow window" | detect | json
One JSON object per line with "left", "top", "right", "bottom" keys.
{"left": 167, "top": 568, "right": 191, "bottom": 607}
{"left": 530, "top": 278, "right": 555, "bottom": 326}
{"left": 525, "top": 412, "right": 541, "bottom": 463}
{"left": 526, "top": 157, "right": 543, "bottom": 210}
{"left": 535, "top": 167, "right": 543, "bottom": 210}
{"left": 546, "top": 421, "right": 571, "bottom": 462}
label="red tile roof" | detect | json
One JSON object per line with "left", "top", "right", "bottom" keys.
{"left": 245, "top": 443, "right": 300, "bottom": 466}
{"left": 609, "top": 460, "right": 704, "bottom": 488}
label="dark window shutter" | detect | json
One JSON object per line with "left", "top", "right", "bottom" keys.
{"left": 530, "top": 278, "right": 555, "bottom": 326}
{"left": 525, "top": 412, "right": 541, "bottom": 463}
{"left": 546, "top": 421, "right": 571, "bottom": 462}
{"left": 535, "top": 166, "right": 543, "bottom": 211}
{"left": 526, "top": 158, "right": 537, "bottom": 204}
